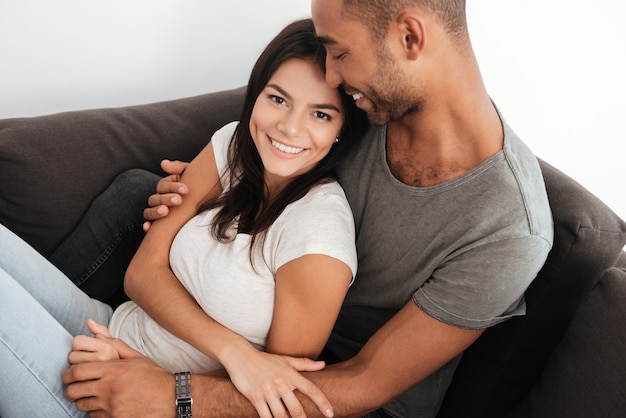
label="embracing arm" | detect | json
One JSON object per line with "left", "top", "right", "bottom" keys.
{"left": 154, "top": 299, "right": 484, "bottom": 418}
{"left": 62, "top": 299, "right": 482, "bottom": 418}
{"left": 300, "top": 301, "right": 484, "bottom": 416}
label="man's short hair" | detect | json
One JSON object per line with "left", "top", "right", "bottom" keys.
{"left": 341, "top": 0, "right": 468, "bottom": 44}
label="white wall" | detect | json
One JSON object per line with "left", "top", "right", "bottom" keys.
{"left": 0, "top": 0, "right": 311, "bottom": 116}
{"left": 1, "top": 0, "right": 624, "bottom": 221}
{"left": 467, "top": 1, "right": 626, "bottom": 225}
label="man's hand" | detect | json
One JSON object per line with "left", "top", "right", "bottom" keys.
{"left": 63, "top": 333, "right": 174, "bottom": 418}
{"left": 143, "top": 159, "right": 190, "bottom": 231}
{"left": 63, "top": 357, "right": 174, "bottom": 418}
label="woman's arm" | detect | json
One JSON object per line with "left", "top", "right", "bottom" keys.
{"left": 124, "top": 141, "right": 239, "bottom": 358}
{"left": 219, "top": 254, "right": 352, "bottom": 417}
{"left": 126, "top": 141, "right": 277, "bottom": 370}
{"left": 125, "top": 141, "right": 348, "bottom": 417}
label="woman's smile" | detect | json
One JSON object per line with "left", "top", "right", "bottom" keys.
{"left": 269, "top": 135, "right": 306, "bottom": 155}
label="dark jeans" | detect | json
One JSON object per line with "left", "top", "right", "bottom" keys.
{"left": 49, "top": 169, "right": 160, "bottom": 308}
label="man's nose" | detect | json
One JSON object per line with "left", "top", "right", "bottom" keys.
{"left": 325, "top": 56, "right": 343, "bottom": 88}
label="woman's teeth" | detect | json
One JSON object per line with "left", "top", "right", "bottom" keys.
{"left": 352, "top": 93, "right": 363, "bottom": 101}
{"left": 271, "top": 139, "right": 304, "bottom": 154}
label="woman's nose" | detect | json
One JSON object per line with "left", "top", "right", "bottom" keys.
{"left": 278, "top": 109, "right": 305, "bottom": 138}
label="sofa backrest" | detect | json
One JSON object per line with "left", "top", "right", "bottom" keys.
{"left": 0, "top": 87, "right": 245, "bottom": 256}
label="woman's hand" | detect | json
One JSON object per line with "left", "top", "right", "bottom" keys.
{"left": 68, "top": 319, "right": 144, "bottom": 364}
{"left": 222, "top": 345, "right": 334, "bottom": 418}
{"left": 68, "top": 319, "right": 120, "bottom": 364}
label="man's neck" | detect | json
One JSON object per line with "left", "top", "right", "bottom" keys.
{"left": 385, "top": 87, "right": 503, "bottom": 187}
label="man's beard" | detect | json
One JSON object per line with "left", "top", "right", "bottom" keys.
{"left": 365, "top": 46, "right": 422, "bottom": 126}
{"left": 365, "top": 88, "right": 421, "bottom": 126}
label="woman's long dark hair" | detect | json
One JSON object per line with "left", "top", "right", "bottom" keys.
{"left": 199, "top": 18, "right": 367, "bottom": 257}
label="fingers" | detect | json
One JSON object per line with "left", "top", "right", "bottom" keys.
{"left": 86, "top": 318, "right": 112, "bottom": 337}
{"left": 252, "top": 379, "right": 333, "bottom": 418}
{"left": 147, "top": 193, "right": 182, "bottom": 208}
{"left": 142, "top": 161, "right": 190, "bottom": 225}
{"left": 98, "top": 335, "right": 144, "bottom": 359}
{"left": 63, "top": 366, "right": 108, "bottom": 413}
{"left": 143, "top": 204, "right": 169, "bottom": 224}
{"left": 160, "top": 159, "right": 189, "bottom": 176}
{"left": 63, "top": 361, "right": 102, "bottom": 387}
{"left": 291, "top": 375, "right": 334, "bottom": 418}
{"left": 69, "top": 335, "right": 119, "bottom": 363}
{"left": 286, "top": 356, "right": 326, "bottom": 372}
{"left": 249, "top": 390, "right": 290, "bottom": 418}
{"left": 250, "top": 399, "right": 275, "bottom": 418}
{"left": 143, "top": 174, "right": 188, "bottom": 223}
{"left": 277, "top": 390, "right": 306, "bottom": 418}
{"left": 155, "top": 175, "right": 188, "bottom": 195}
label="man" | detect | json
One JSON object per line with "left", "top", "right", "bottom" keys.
{"left": 63, "top": 1, "right": 552, "bottom": 417}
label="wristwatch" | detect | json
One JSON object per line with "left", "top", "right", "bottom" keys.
{"left": 175, "top": 371, "right": 193, "bottom": 418}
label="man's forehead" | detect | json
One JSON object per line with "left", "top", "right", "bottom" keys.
{"left": 312, "top": 0, "right": 356, "bottom": 46}
{"left": 311, "top": 0, "right": 342, "bottom": 28}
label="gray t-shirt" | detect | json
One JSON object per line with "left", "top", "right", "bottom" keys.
{"left": 325, "top": 117, "right": 553, "bottom": 417}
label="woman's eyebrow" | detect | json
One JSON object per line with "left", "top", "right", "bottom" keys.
{"left": 313, "top": 102, "right": 341, "bottom": 113}
{"left": 266, "top": 83, "right": 341, "bottom": 113}
{"left": 267, "top": 83, "right": 292, "bottom": 101}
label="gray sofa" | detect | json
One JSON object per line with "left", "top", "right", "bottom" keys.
{"left": 1, "top": 87, "right": 625, "bottom": 417}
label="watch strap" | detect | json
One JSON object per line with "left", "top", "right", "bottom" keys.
{"left": 175, "top": 371, "right": 193, "bottom": 418}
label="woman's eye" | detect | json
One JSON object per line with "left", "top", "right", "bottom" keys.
{"left": 270, "top": 95, "right": 285, "bottom": 105}
{"left": 314, "top": 111, "right": 331, "bottom": 121}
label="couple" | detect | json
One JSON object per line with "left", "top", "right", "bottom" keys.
{"left": 0, "top": 1, "right": 553, "bottom": 417}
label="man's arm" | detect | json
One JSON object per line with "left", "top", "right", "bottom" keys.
{"left": 63, "top": 299, "right": 483, "bottom": 418}
{"left": 300, "top": 301, "right": 484, "bottom": 416}
{"left": 185, "top": 300, "right": 484, "bottom": 417}
{"left": 64, "top": 337, "right": 334, "bottom": 418}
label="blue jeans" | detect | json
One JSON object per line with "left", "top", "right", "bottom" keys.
{"left": 49, "top": 169, "right": 159, "bottom": 307}
{"left": 0, "top": 223, "right": 113, "bottom": 417}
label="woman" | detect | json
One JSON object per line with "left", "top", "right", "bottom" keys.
{"left": 0, "top": 18, "right": 366, "bottom": 418}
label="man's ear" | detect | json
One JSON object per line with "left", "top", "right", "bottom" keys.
{"left": 397, "top": 12, "right": 426, "bottom": 60}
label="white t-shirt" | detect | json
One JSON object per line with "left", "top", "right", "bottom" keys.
{"left": 109, "top": 122, "right": 357, "bottom": 373}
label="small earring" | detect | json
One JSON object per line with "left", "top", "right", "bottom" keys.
{"left": 335, "top": 137, "right": 340, "bottom": 143}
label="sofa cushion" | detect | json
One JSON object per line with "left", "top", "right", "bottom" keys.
{"left": 437, "top": 159, "right": 626, "bottom": 418}
{"left": 0, "top": 87, "right": 245, "bottom": 256}
{"left": 507, "top": 266, "right": 626, "bottom": 418}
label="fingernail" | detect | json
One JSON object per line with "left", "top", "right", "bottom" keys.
{"left": 172, "top": 197, "right": 181, "bottom": 205}
{"left": 178, "top": 186, "right": 186, "bottom": 194}
{"left": 157, "top": 206, "right": 166, "bottom": 215}
{"left": 325, "top": 407, "right": 334, "bottom": 417}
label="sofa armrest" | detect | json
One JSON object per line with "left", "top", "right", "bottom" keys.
{"left": 507, "top": 265, "right": 626, "bottom": 418}
{"left": 0, "top": 87, "right": 245, "bottom": 256}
